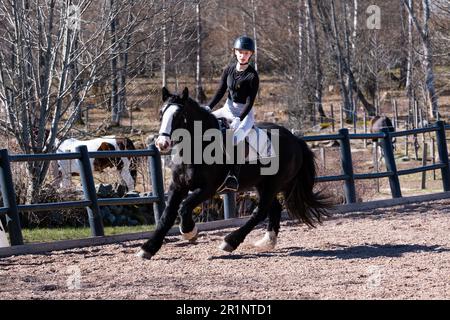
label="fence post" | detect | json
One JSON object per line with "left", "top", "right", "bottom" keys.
{"left": 148, "top": 143, "right": 166, "bottom": 225}
{"left": 0, "top": 149, "right": 23, "bottom": 245}
{"left": 373, "top": 141, "right": 380, "bottom": 193}
{"left": 223, "top": 192, "right": 236, "bottom": 219}
{"left": 393, "top": 99, "right": 398, "bottom": 130}
{"left": 338, "top": 128, "right": 356, "bottom": 203}
{"left": 421, "top": 143, "right": 428, "bottom": 189}
{"left": 381, "top": 128, "right": 402, "bottom": 198}
{"left": 330, "top": 104, "right": 335, "bottom": 132}
{"left": 76, "top": 145, "right": 104, "bottom": 237}
{"left": 363, "top": 111, "right": 367, "bottom": 148}
{"left": 432, "top": 137, "right": 436, "bottom": 180}
{"left": 436, "top": 121, "right": 450, "bottom": 191}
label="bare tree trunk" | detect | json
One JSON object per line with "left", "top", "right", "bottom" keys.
{"left": 110, "top": 0, "right": 120, "bottom": 126}
{"left": 343, "top": 1, "right": 354, "bottom": 120}
{"left": 298, "top": 0, "right": 305, "bottom": 75}
{"left": 304, "top": 0, "right": 310, "bottom": 67}
{"left": 398, "top": 0, "right": 408, "bottom": 89}
{"left": 251, "top": 0, "right": 258, "bottom": 72}
{"left": 195, "top": 0, "right": 206, "bottom": 103}
{"left": 118, "top": 31, "right": 131, "bottom": 119}
{"left": 161, "top": 0, "right": 167, "bottom": 88}
{"left": 406, "top": 0, "right": 415, "bottom": 112}
{"left": 316, "top": 0, "right": 376, "bottom": 116}
{"left": 306, "top": 0, "right": 325, "bottom": 119}
{"left": 287, "top": 11, "right": 293, "bottom": 40}
{"left": 352, "top": 0, "right": 358, "bottom": 57}
{"left": 330, "top": 0, "right": 352, "bottom": 120}
{"left": 118, "top": 7, "right": 134, "bottom": 120}
{"left": 0, "top": 0, "right": 158, "bottom": 207}
{"left": 70, "top": 30, "right": 83, "bottom": 125}
{"left": 297, "top": 0, "right": 308, "bottom": 122}
{"left": 421, "top": 0, "right": 439, "bottom": 119}
{"left": 403, "top": 0, "right": 439, "bottom": 119}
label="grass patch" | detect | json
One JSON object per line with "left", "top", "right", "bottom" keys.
{"left": 21, "top": 225, "right": 155, "bottom": 244}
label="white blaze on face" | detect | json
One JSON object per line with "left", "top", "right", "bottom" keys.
{"left": 156, "top": 104, "right": 180, "bottom": 152}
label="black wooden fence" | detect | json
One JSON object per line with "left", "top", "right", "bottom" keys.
{"left": 1, "top": 121, "right": 450, "bottom": 247}
{"left": 224, "top": 120, "right": 450, "bottom": 218}
{"left": 0, "top": 144, "right": 166, "bottom": 246}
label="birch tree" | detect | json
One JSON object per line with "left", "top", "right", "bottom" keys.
{"left": 0, "top": 0, "right": 106, "bottom": 203}
{"left": 306, "top": 0, "right": 325, "bottom": 120}
{"left": 403, "top": 0, "right": 439, "bottom": 119}
{"left": 316, "top": 0, "right": 376, "bottom": 116}
{"left": 195, "top": 0, "right": 206, "bottom": 103}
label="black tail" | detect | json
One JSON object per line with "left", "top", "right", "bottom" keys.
{"left": 283, "top": 138, "right": 332, "bottom": 227}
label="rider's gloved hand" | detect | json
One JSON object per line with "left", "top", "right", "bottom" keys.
{"left": 230, "top": 117, "right": 241, "bottom": 130}
{"left": 202, "top": 105, "right": 211, "bottom": 112}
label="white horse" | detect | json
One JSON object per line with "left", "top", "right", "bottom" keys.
{"left": 55, "top": 136, "right": 137, "bottom": 190}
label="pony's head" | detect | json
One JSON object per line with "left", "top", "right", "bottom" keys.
{"left": 155, "top": 87, "right": 187, "bottom": 152}
{"left": 155, "top": 87, "right": 210, "bottom": 153}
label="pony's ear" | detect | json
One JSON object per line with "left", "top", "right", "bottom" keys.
{"left": 162, "top": 87, "right": 170, "bottom": 101}
{"left": 181, "top": 87, "right": 189, "bottom": 101}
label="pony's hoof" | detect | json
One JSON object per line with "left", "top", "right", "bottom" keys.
{"left": 136, "top": 249, "right": 153, "bottom": 260}
{"left": 179, "top": 225, "right": 198, "bottom": 241}
{"left": 219, "top": 241, "right": 235, "bottom": 252}
{"left": 254, "top": 231, "right": 277, "bottom": 250}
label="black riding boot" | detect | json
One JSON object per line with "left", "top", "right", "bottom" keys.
{"left": 218, "top": 164, "right": 241, "bottom": 192}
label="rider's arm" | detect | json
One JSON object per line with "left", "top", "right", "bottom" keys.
{"left": 239, "top": 73, "right": 259, "bottom": 121}
{"left": 207, "top": 66, "right": 229, "bottom": 110}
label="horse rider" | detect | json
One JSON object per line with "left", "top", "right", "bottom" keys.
{"left": 203, "top": 35, "right": 260, "bottom": 192}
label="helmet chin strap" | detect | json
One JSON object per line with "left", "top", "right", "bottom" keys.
{"left": 239, "top": 62, "right": 249, "bottom": 66}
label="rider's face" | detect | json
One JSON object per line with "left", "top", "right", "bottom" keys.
{"left": 235, "top": 49, "right": 252, "bottom": 64}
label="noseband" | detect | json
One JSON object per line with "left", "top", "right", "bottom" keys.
{"left": 158, "top": 102, "right": 186, "bottom": 139}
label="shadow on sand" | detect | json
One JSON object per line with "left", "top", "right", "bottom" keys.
{"left": 209, "top": 244, "right": 450, "bottom": 260}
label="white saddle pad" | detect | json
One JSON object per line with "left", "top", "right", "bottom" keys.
{"left": 244, "top": 127, "right": 275, "bottom": 162}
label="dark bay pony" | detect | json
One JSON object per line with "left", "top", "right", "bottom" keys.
{"left": 370, "top": 115, "right": 395, "bottom": 141}
{"left": 136, "top": 87, "right": 332, "bottom": 259}
{"left": 370, "top": 115, "right": 396, "bottom": 159}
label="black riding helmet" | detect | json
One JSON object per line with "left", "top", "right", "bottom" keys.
{"left": 233, "top": 36, "right": 255, "bottom": 52}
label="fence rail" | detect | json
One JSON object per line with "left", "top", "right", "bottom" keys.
{"left": 303, "top": 120, "right": 450, "bottom": 203}
{"left": 0, "top": 144, "right": 166, "bottom": 246}
{"left": 224, "top": 120, "right": 450, "bottom": 218}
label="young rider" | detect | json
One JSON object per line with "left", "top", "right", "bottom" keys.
{"left": 204, "top": 35, "right": 259, "bottom": 192}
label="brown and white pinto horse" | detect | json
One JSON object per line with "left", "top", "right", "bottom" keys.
{"left": 55, "top": 136, "right": 137, "bottom": 190}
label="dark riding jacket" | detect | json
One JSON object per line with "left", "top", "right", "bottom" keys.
{"left": 208, "top": 63, "right": 259, "bottom": 121}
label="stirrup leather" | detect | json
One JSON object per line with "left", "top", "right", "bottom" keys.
{"left": 217, "top": 175, "right": 239, "bottom": 193}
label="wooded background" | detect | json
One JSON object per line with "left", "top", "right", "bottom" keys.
{"left": 0, "top": 0, "right": 450, "bottom": 204}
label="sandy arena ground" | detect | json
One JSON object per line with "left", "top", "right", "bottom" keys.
{"left": 1, "top": 199, "right": 450, "bottom": 300}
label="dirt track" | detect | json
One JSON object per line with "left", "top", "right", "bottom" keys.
{"left": 1, "top": 199, "right": 450, "bottom": 300}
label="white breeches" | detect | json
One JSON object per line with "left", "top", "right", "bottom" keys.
{"left": 212, "top": 99, "right": 255, "bottom": 145}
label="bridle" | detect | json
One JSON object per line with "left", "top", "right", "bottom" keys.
{"left": 158, "top": 102, "right": 186, "bottom": 140}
